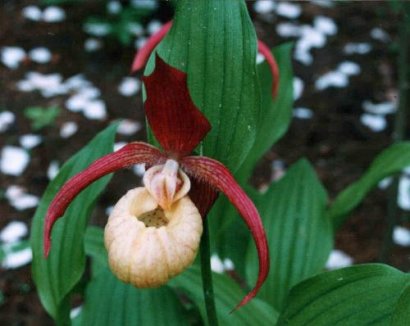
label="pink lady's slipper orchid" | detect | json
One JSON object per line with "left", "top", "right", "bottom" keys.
{"left": 132, "top": 20, "right": 280, "bottom": 97}
{"left": 44, "top": 55, "right": 269, "bottom": 309}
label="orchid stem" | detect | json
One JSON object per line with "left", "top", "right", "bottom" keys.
{"left": 380, "top": 7, "right": 410, "bottom": 263}
{"left": 200, "top": 218, "right": 219, "bottom": 326}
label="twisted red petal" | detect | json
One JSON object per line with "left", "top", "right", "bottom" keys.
{"left": 44, "top": 142, "right": 165, "bottom": 257}
{"left": 131, "top": 21, "right": 172, "bottom": 72}
{"left": 189, "top": 177, "right": 218, "bottom": 218}
{"left": 257, "top": 40, "right": 280, "bottom": 98}
{"left": 143, "top": 55, "right": 211, "bottom": 158}
{"left": 181, "top": 156, "right": 269, "bottom": 309}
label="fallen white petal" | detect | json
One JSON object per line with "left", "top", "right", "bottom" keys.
{"left": 276, "top": 22, "right": 301, "bottom": 38}
{"left": 43, "top": 6, "right": 66, "bottom": 23}
{"left": 1, "top": 247, "right": 33, "bottom": 269}
{"left": 1, "top": 47, "right": 26, "bottom": 69}
{"left": 47, "top": 160, "right": 60, "bottom": 180}
{"left": 326, "top": 249, "right": 353, "bottom": 270}
{"left": 362, "top": 100, "right": 396, "bottom": 115}
{"left": 314, "top": 16, "right": 337, "bottom": 36}
{"left": 20, "top": 134, "right": 42, "bottom": 149}
{"left": 70, "top": 306, "right": 83, "bottom": 320}
{"left": 66, "top": 94, "right": 89, "bottom": 112}
{"left": 344, "top": 42, "right": 372, "bottom": 55}
{"left": 114, "top": 142, "right": 127, "bottom": 152}
{"left": 16, "top": 80, "right": 35, "bottom": 92}
{"left": 10, "top": 194, "right": 39, "bottom": 211}
{"left": 293, "top": 107, "right": 313, "bottom": 119}
{"left": 370, "top": 27, "right": 390, "bottom": 42}
{"left": 223, "top": 258, "right": 234, "bottom": 271}
{"left": 315, "top": 71, "right": 348, "bottom": 90}
{"left": 132, "top": 163, "right": 145, "bottom": 176}
{"left": 83, "top": 100, "right": 107, "bottom": 120}
{"left": 28, "top": 47, "right": 52, "bottom": 63}
{"left": 84, "top": 22, "right": 111, "bottom": 36}
{"left": 393, "top": 226, "right": 410, "bottom": 247}
{"left": 0, "top": 146, "right": 30, "bottom": 176}
{"left": 131, "top": 0, "right": 158, "bottom": 10}
{"left": 254, "top": 0, "right": 276, "bottom": 14}
{"left": 135, "top": 37, "right": 147, "bottom": 49}
{"left": 338, "top": 61, "right": 361, "bottom": 76}
{"left": 360, "top": 113, "right": 386, "bottom": 132}
{"left": 277, "top": 2, "right": 301, "bottom": 19}
{"left": 211, "top": 254, "right": 224, "bottom": 274}
{"left": 107, "top": 0, "right": 122, "bottom": 14}
{"left": 378, "top": 177, "right": 392, "bottom": 190}
{"left": 147, "top": 20, "right": 162, "bottom": 35}
{"left": 84, "top": 38, "right": 102, "bottom": 52}
{"left": 22, "top": 6, "right": 42, "bottom": 21}
{"left": 60, "top": 121, "right": 78, "bottom": 138}
{"left": 117, "top": 119, "right": 141, "bottom": 135}
{"left": 293, "top": 77, "right": 304, "bottom": 100}
{"left": 128, "top": 22, "right": 144, "bottom": 36}
{"left": 0, "top": 111, "right": 15, "bottom": 132}
{"left": 118, "top": 77, "right": 140, "bottom": 96}
{"left": 0, "top": 221, "right": 28, "bottom": 243}
{"left": 398, "top": 176, "right": 410, "bottom": 210}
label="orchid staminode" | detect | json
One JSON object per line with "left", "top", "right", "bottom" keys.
{"left": 44, "top": 55, "right": 269, "bottom": 309}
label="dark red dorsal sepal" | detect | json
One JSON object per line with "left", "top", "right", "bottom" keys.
{"left": 143, "top": 55, "right": 211, "bottom": 158}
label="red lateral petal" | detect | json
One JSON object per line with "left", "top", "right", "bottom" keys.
{"left": 181, "top": 156, "right": 269, "bottom": 308}
{"left": 44, "top": 142, "right": 165, "bottom": 257}
{"left": 143, "top": 55, "right": 211, "bottom": 158}
{"left": 131, "top": 21, "right": 172, "bottom": 72}
{"left": 188, "top": 177, "right": 218, "bottom": 218}
{"left": 257, "top": 40, "right": 280, "bottom": 98}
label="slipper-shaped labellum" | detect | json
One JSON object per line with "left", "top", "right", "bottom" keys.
{"left": 44, "top": 55, "right": 269, "bottom": 309}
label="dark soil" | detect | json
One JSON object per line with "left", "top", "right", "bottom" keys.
{"left": 0, "top": 1, "right": 409, "bottom": 325}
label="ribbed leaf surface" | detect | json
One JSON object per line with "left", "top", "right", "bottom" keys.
{"left": 30, "top": 124, "right": 118, "bottom": 322}
{"left": 246, "top": 159, "right": 331, "bottom": 310}
{"left": 277, "top": 264, "right": 410, "bottom": 326}
{"left": 328, "top": 142, "right": 410, "bottom": 229}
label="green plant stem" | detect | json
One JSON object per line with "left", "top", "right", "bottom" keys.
{"left": 380, "top": 10, "right": 410, "bottom": 262}
{"left": 200, "top": 219, "right": 218, "bottom": 326}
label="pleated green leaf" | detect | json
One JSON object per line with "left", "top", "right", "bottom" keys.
{"left": 30, "top": 123, "right": 118, "bottom": 322}
{"left": 391, "top": 283, "right": 410, "bottom": 325}
{"left": 208, "top": 43, "right": 294, "bottom": 275}
{"left": 328, "top": 142, "right": 410, "bottom": 229}
{"left": 246, "top": 159, "right": 332, "bottom": 310}
{"left": 145, "top": 0, "right": 260, "bottom": 172}
{"left": 76, "top": 268, "right": 188, "bottom": 326}
{"left": 277, "top": 264, "right": 410, "bottom": 326}
{"left": 170, "top": 265, "right": 278, "bottom": 326}
{"left": 238, "top": 43, "right": 294, "bottom": 184}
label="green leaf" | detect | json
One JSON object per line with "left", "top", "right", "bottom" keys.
{"left": 84, "top": 226, "right": 108, "bottom": 273}
{"left": 238, "top": 43, "right": 294, "bottom": 184}
{"left": 246, "top": 159, "right": 332, "bottom": 310}
{"left": 328, "top": 142, "right": 410, "bottom": 229}
{"left": 170, "top": 265, "right": 279, "bottom": 326}
{"left": 77, "top": 268, "right": 188, "bottom": 326}
{"left": 146, "top": 0, "right": 261, "bottom": 172}
{"left": 207, "top": 43, "right": 294, "bottom": 274}
{"left": 30, "top": 123, "right": 118, "bottom": 322}
{"left": 391, "top": 283, "right": 410, "bottom": 325}
{"left": 277, "top": 264, "right": 410, "bottom": 326}
{"left": 24, "top": 106, "right": 60, "bottom": 130}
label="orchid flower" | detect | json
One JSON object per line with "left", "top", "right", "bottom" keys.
{"left": 132, "top": 20, "right": 280, "bottom": 97}
{"left": 44, "top": 55, "right": 269, "bottom": 309}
